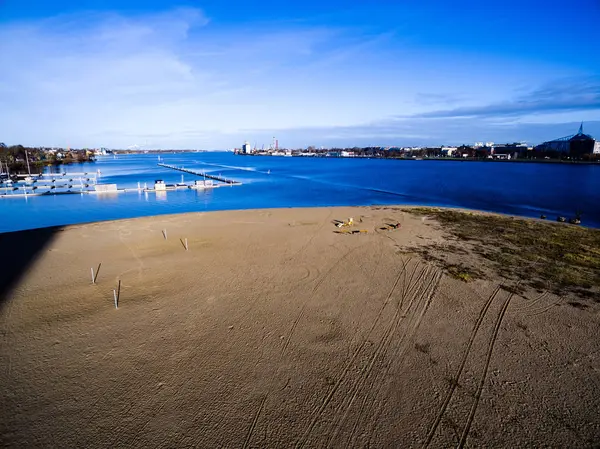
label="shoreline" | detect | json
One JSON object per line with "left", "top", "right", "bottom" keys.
{"left": 235, "top": 153, "right": 600, "bottom": 164}
{"left": 4, "top": 205, "right": 597, "bottom": 301}
{"left": 1, "top": 203, "right": 595, "bottom": 235}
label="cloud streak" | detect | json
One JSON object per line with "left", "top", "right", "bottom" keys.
{"left": 237, "top": 119, "right": 600, "bottom": 148}
{"left": 409, "top": 79, "right": 600, "bottom": 119}
{"left": 0, "top": 7, "right": 598, "bottom": 149}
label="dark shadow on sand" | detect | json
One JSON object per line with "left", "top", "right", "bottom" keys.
{"left": 0, "top": 226, "right": 61, "bottom": 307}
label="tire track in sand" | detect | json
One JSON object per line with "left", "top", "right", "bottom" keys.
{"left": 526, "top": 298, "right": 562, "bottom": 316}
{"left": 117, "top": 228, "right": 146, "bottom": 279}
{"left": 323, "top": 261, "right": 430, "bottom": 445}
{"left": 423, "top": 284, "right": 503, "bottom": 448}
{"left": 266, "top": 241, "right": 388, "bottom": 447}
{"left": 511, "top": 288, "right": 562, "bottom": 317}
{"left": 346, "top": 268, "right": 444, "bottom": 448}
{"left": 280, "top": 243, "right": 367, "bottom": 357}
{"left": 243, "top": 394, "right": 267, "bottom": 449}
{"left": 511, "top": 289, "right": 548, "bottom": 313}
{"left": 339, "top": 267, "right": 443, "bottom": 448}
{"left": 294, "top": 260, "right": 413, "bottom": 449}
{"left": 285, "top": 209, "right": 333, "bottom": 263}
{"left": 245, "top": 243, "right": 370, "bottom": 448}
{"left": 456, "top": 289, "right": 514, "bottom": 448}
{"left": 302, "top": 260, "right": 436, "bottom": 448}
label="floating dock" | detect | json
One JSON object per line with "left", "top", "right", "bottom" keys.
{"left": 0, "top": 171, "right": 100, "bottom": 197}
{"left": 158, "top": 163, "right": 241, "bottom": 185}
{"left": 0, "top": 166, "right": 239, "bottom": 199}
{"left": 14, "top": 172, "right": 98, "bottom": 179}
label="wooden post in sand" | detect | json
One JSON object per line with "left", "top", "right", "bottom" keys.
{"left": 93, "top": 263, "right": 101, "bottom": 283}
{"left": 91, "top": 267, "right": 95, "bottom": 284}
{"left": 113, "top": 289, "right": 118, "bottom": 309}
{"left": 163, "top": 229, "right": 168, "bottom": 240}
{"left": 185, "top": 238, "right": 188, "bottom": 251}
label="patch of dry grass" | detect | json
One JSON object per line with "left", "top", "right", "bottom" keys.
{"left": 404, "top": 208, "right": 600, "bottom": 300}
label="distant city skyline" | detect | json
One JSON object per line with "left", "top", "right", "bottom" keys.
{"left": 1, "top": 0, "right": 599, "bottom": 149}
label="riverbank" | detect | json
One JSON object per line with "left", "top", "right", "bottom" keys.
{"left": 410, "top": 157, "right": 600, "bottom": 164}
{"left": 1, "top": 206, "right": 599, "bottom": 447}
{"left": 235, "top": 153, "right": 600, "bottom": 164}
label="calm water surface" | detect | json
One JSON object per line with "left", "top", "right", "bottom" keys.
{"left": 1, "top": 152, "right": 599, "bottom": 232}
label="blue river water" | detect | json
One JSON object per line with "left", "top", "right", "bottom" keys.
{"left": 1, "top": 152, "right": 599, "bottom": 232}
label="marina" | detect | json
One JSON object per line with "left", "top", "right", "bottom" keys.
{"left": 0, "top": 162, "right": 241, "bottom": 199}
{"left": 0, "top": 171, "right": 100, "bottom": 197}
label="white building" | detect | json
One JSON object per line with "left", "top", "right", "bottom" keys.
{"left": 242, "top": 142, "right": 252, "bottom": 154}
{"left": 594, "top": 141, "right": 600, "bottom": 154}
{"left": 441, "top": 146, "right": 458, "bottom": 156}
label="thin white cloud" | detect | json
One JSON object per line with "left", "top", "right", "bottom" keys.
{"left": 408, "top": 78, "right": 600, "bottom": 119}
{"left": 0, "top": 7, "right": 594, "bottom": 149}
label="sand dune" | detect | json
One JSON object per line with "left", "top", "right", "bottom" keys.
{"left": 1, "top": 207, "right": 598, "bottom": 448}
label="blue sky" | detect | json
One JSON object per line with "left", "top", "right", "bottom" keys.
{"left": 1, "top": 0, "right": 599, "bottom": 149}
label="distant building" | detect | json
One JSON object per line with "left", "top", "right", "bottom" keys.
{"left": 441, "top": 146, "right": 458, "bottom": 156}
{"left": 534, "top": 123, "right": 596, "bottom": 157}
{"left": 492, "top": 143, "right": 528, "bottom": 159}
{"left": 594, "top": 141, "right": 600, "bottom": 154}
{"left": 242, "top": 142, "right": 252, "bottom": 154}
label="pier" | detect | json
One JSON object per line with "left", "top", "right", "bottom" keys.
{"left": 158, "top": 163, "right": 241, "bottom": 185}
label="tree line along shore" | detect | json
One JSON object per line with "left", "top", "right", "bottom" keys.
{"left": 2, "top": 142, "right": 598, "bottom": 177}
{"left": 0, "top": 144, "right": 96, "bottom": 175}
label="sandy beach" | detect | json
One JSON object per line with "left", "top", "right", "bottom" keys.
{"left": 1, "top": 206, "right": 599, "bottom": 448}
